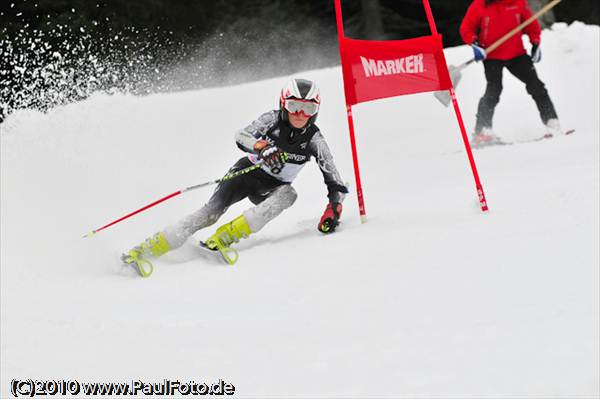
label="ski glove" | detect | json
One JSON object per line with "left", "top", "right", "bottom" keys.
{"left": 254, "top": 140, "right": 288, "bottom": 174}
{"left": 471, "top": 43, "right": 487, "bottom": 62}
{"left": 318, "top": 202, "right": 343, "bottom": 234}
{"left": 531, "top": 43, "right": 542, "bottom": 63}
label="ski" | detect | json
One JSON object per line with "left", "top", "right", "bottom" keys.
{"left": 511, "top": 128, "right": 575, "bottom": 145}
{"left": 120, "top": 253, "right": 154, "bottom": 277}
{"left": 471, "top": 129, "right": 575, "bottom": 149}
{"left": 444, "top": 129, "right": 575, "bottom": 155}
{"left": 199, "top": 241, "right": 239, "bottom": 265}
{"left": 471, "top": 139, "right": 511, "bottom": 149}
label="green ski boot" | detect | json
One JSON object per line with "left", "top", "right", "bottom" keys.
{"left": 203, "top": 215, "right": 252, "bottom": 265}
{"left": 121, "top": 232, "right": 171, "bottom": 277}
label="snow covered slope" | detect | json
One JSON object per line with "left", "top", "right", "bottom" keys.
{"left": 1, "top": 22, "right": 598, "bottom": 397}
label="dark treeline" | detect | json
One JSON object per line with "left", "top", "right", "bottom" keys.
{"left": 2, "top": 0, "right": 598, "bottom": 46}
{"left": 1, "top": 0, "right": 598, "bottom": 121}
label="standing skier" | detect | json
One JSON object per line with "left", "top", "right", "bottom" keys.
{"left": 122, "top": 78, "right": 348, "bottom": 275}
{"left": 460, "top": 0, "right": 563, "bottom": 146}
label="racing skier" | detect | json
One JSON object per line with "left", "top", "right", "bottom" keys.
{"left": 122, "top": 78, "right": 348, "bottom": 275}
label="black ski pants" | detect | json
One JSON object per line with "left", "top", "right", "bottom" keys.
{"left": 161, "top": 157, "right": 294, "bottom": 249}
{"left": 475, "top": 54, "right": 558, "bottom": 133}
{"left": 208, "top": 157, "right": 287, "bottom": 212}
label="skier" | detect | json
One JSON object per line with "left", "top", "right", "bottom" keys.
{"left": 459, "top": 0, "right": 563, "bottom": 146}
{"left": 122, "top": 78, "right": 348, "bottom": 274}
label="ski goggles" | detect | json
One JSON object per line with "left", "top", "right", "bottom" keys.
{"left": 283, "top": 98, "right": 319, "bottom": 116}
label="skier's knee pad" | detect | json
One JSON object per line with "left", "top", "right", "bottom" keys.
{"left": 277, "top": 185, "right": 298, "bottom": 208}
{"left": 244, "top": 185, "right": 297, "bottom": 232}
{"left": 202, "top": 202, "right": 228, "bottom": 226}
{"left": 163, "top": 202, "right": 227, "bottom": 248}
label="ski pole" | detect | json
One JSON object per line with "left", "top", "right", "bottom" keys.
{"left": 83, "top": 162, "right": 263, "bottom": 238}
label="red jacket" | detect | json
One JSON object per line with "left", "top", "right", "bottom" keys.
{"left": 459, "top": 0, "right": 541, "bottom": 60}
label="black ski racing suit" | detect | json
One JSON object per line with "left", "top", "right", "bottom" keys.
{"left": 161, "top": 110, "right": 348, "bottom": 249}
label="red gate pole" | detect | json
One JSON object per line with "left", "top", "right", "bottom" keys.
{"left": 422, "top": 0, "right": 489, "bottom": 212}
{"left": 334, "top": 0, "right": 368, "bottom": 222}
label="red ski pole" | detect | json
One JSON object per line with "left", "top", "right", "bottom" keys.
{"left": 83, "top": 162, "right": 262, "bottom": 238}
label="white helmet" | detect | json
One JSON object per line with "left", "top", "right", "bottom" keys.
{"left": 279, "top": 78, "right": 321, "bottom": 126}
